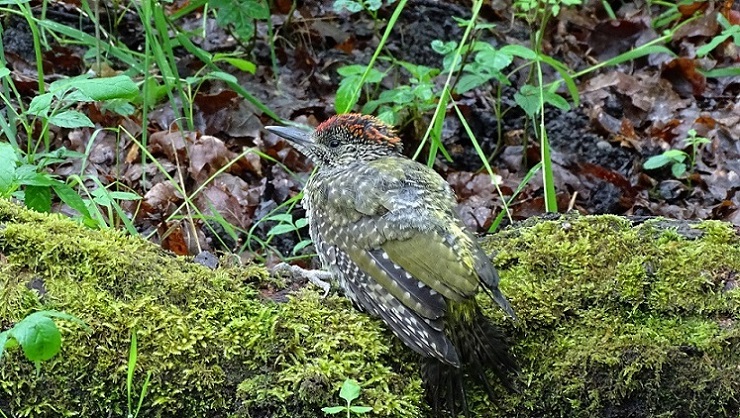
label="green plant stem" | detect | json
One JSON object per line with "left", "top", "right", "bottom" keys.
{"left": 533, "top": 28, "right": 557, "bottom": 212}
{"left": 415, "top": 0, "right": 483, "bottom": 161}
{"left": 339, "top": 0, "right": 408, "bottom": 113}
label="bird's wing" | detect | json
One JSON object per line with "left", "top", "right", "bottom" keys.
{"left": 320, "top": 159, "right": 486, "bottom": 310}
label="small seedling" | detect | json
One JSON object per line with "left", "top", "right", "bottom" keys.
{"left": 321, "top": 379, "right": 373, "bottom": 417}
{"left": 0, "top": 310, "right": 89, "bottom": 375}
{"left": 643, "top": 129, "right": 711, "bottom": 178}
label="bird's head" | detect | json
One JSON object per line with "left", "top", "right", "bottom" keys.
{"left": 266, "top": 114, "right": 403, "bottom": 168}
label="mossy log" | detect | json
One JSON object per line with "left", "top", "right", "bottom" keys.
{"left": 1, "top": 199, "right": 738, "bottom": 417}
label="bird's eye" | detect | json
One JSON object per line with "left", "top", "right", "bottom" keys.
{"left": 328, "top": 139, "right": 341, "bottom": 148}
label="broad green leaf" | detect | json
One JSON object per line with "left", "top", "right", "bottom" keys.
{"left": 0, "top": 66, "right": 10, "bottom": 78}
{"left": 671, "top": 163, "right": 687, "bottom": 177}
{"left": 267, "top": 223, "right": 297, "bottom": 236}
{"left": 27, "top": 93, "right": 53, "bottom": 117}
{"left": 336, "top": 65, "right": 366, "bottom": 77}
{"left": 335, "top": 79, "right": 358, "bottom": 114}
{"left": 350, "top": 406, "right": 373, "bottom": 413}
{"left": 295, "top": 217, "right": 308, "bottom": 228}
{"left": 25, "top": 185, "right": 52, "bottom": 212}
{"left": 0, "top": 331, "right": 9, "bottom": 360}
{"left": 207, "top": 71, "right": 238, "bottom": 84}
{"left": 52, "top": 182, "right": 93, "bottom": 220}
{"left": 339, "top": 379, "right": 361, "bottom": 403}
{"left": 0, "top": 142, "right": 18, "bottom": 195}
{"left": 475, "top": 48, "right": 513, "bottom": 70}
{"left": 220, "top": 57, "right": 257, "bottom": 73}
{"left": 101, "top": 99, "right": 136, "bottom": 116}
{"left": 544, "top": 91, "right": 571, "bottom": 111}
{"left": 333, "top": 0, "right": 363, "bottom": 13}
{"left": 514, "top": 85, "right": 542, "bottom": 117}
{"left": 292, "top": 239, "right": 313, "bottom": 254}
{"left": 51, "top": 75, "right": 138, "bottom": 100}
{"left": 456, "top": 73, "right": 487, "bottom": 93}
{"left": 48, "top": 110, "right": 95, "bottom": 128}
{"left": 431, "top": 40, "right": 457, "bottom": 55}
{"left": 643, "top": 154, "right": 672, "bottom": 169}
{"left": 500, "top": 44, "right": 537, "bottom": 60}
{"left": 663, "top": 149, "right": 687, "bottom": 162}
{"left": 321, "top": 406, "right": 345, "bottom": 414}
{"left": 11, "top": 315, "right": 62, "bottom": 362}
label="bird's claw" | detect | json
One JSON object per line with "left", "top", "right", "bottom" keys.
{"left": 271, "top": 262, "right": 332, "bottom": 297}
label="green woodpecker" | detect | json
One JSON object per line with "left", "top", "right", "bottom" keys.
{"left": 267, "top": 114, "right": 517, "bottom": 415}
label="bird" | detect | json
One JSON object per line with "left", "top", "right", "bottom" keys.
{"left": 266, "top": 114, "right": 518, "bottom": 416}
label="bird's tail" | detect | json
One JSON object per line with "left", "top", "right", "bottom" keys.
{"left": 421, "top": 307, "right": 518, "bottom": 417}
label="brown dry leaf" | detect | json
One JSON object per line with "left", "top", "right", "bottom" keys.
{"left": 150, "top": 130, "right": 195, "bottom": 163}
{"left": 160, "top": 222, "right": 190, "bottom": 255}
{"left": 143, "top": 182, "right": 182, "bottom": 216}
{"left": 662, "top": 58, "right": 707, "bottom": 97}
{"left": 189, "top": 135, "right": 237, "bottom": 184}
{"left": 194, "top": 174, "right": 255, "bottom": 230}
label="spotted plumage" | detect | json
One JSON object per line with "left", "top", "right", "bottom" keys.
{"left": 267, "top": 114, "right": 517, "bottom": 415}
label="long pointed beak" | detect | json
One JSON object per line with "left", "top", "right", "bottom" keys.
{"left": 265, "top": 125, "right": 313, "bottom": 145}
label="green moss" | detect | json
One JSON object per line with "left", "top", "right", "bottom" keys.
{"left": 480, "top": 214, "right": 740, "bottom": 417}
{"left": 0, "top": 200, "right": 422, "bottom": 417}
{"left": 2, "top": 201, "right": 739, "bottom": 417}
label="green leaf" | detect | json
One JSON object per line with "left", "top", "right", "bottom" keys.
{"left": 456, "top": 73, "right": 488, "bottom": 93}
{"left": 321, "top": 406, "right": 345, "bottom": 414}
{"left": 431, "top": 40, "right": 457, "bottom": 55}
{"left": 671, "top": 162, "right": 687, "bottom": 178}
{"left": 25, "top": 185, "right": 52, "bottom": 212}
{"left": 292, "top": 239, "right": 313, "bottom": 254}
{"left": 514, "top": 85, "right": 542, "bottom": 117}
{"left": 48, "top": 110, "right": 95, "bottom": 129}
{"left": 27, "top": 93, "right": 53, "bottom": 117}
{"left": 339, "top": 379, "right": 361, "bottom": 403}
{"left": 207, "top": 71, "right": 238, "bottom": 84}
{"left": 0, "top": 331, "right": 9, "bottom": 360}
{"left": 210, "top": 0, "right": 268, "bottom": 41}
{"left": 294, "top": 217, "right": 308, "bottom": 228}
{"left": 52, "top": 182, "right": 93, "bottom": 220}
{"left": 70, "top": 75, "right": 139, "bottom": 100}
{"left": 11, "top": 315, "right": 62, "bottom": 362}
{"left": 663, "top": 149, "right": 687, "bottom": 162}
{"left": 544, "top": 91, "right": 571, "bottom": 111}
{"left": 350, "top": 406, "right": 373, "bottom": 413}
{"left": 475, "top": 47, "right": 513, "bottom": 70}
{"left": 220, "top": 57, "right": 257, "bottom": 74}
{"left": 336, "top": 65, "right": 366, "bottom": 77}
{"left": 500, "top": 44, "right": 537, "bottom": 60}
{"left": 264, "top": 213, "right": 294, "bottom": 223}
{"left": 267, "top": 223, "right": 297, "bottom": 236}
{"left": 0, "top": 142, "right": 18, "bottom": 195}
{"left": 333, "top": 0, "right": 364, "bottom": 13}
{"left": 643, "top": 154, "right": 672, "bottom": 170}
{"left": 101, "top": 99, "right": 136, "bottom": 116}
{"left": 0, "top": 66, "right": 10, "bottom": 78}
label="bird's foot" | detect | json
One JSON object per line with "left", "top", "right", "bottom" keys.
{"left": 271, "top": 262, "right": 332, "bottom": 297}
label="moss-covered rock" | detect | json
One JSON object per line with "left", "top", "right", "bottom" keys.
{"left": 1, "top": 201, "right": 739, "bottom": 418}
{"left": 481, "top": 215, "right": 740, "bottom": 417}
{"left": 0, "top": 200, "right": 422, "bottom": 417}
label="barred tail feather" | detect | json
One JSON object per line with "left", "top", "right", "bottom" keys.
{"left": 422, "top": 310, "right": 518, "bottom": 417}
